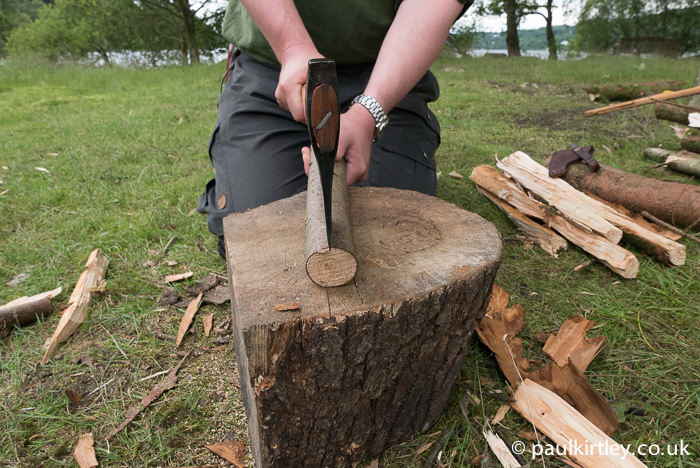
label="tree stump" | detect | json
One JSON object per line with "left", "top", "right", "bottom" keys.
{"left": 223, "top": 187, "right": 501, "bottom": 468}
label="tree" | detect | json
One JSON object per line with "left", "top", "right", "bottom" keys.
{"left": 479, "top": 0, "right": 560, "bottom": 58}
{"left": 574, "top": 0, "right": 700, "bottom": 55}
{"left": 136, "top": 0, "right": 224, "bottom": 64}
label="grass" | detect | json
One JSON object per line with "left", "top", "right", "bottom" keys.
{"left": 1, "top": 53, "right": 699, "bottom": 467}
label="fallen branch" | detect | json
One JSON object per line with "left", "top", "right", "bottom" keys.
{"left": 585, "top": 85, "right": 700, "bottom": 117}
{"left": 0, "top": 298, "right": 52, "bottom": 334}
{"left": 41, "top": 250, "right": 109, "bottom": 365}
{"left": 641, "top": 211, "right": 700, "bottom": 245}
{"left": 106, "top": 352, "right": 189, "bottom": 441}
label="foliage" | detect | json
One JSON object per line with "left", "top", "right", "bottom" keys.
{"left": 5, "top": 0, "right": 225, "bottom": 63}
{"left": 573, "top": 0, "right": 700, "bottom": 54}
{"left": 476, "top": 25, "right": 576, "bottom": 50}
{"left": 446, "top": 21, "right": 479, "bottom": 56}
{"left": 0, "top": 0, "right": 47, "bottom": 56}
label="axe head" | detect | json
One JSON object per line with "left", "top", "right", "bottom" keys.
{"left": 305, "top": 59, "right": 340, "bottom": 249}
{"left": 549, "top": 145, "right": 600, "bottom": 178}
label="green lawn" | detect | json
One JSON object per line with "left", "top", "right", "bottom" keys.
{"left": 1, "top": 53, "right": 699, "bottom": 467}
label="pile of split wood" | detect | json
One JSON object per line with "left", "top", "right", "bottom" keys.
{"left": 470, "top": 152, "right": 687, "bottom": 278}
{"left": 476, "top": 285, "right": 646, "bottom": 467}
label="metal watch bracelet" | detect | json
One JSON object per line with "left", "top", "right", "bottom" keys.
{"left": 351, "top": 94, "right": 389, "bottom": 142}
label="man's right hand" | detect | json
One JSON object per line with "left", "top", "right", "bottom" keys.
{"left": 277, "top": 43, "right": 323, "bottom": 123}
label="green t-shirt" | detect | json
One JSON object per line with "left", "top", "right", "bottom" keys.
{"left": 222, "top": 1, "right": 468, "bottom": 67}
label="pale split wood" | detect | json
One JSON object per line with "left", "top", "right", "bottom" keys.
{"left": 477, "top": 186, "right": 567, "bottom": 257}
{"left": 176, "top": 293, "right": 203, "bottom": 346}
{"left": 511, "top": 379, "right": 647, "bottom": 467}
{"left": 0, "top": 286, "right": 62, "bottom": 310}
{"left": 542, "top": 316, "right": 606, "bottom": 372}
{"left": 491, "top": 404, "right": 511, "bottom": 425}
{"left": 202, "top": 313, "right": 213, "bottom": 337}
{"left": 41, "top": 250, "right": 109, "bottom": 365}
{"left": 482, "top": 430, "right": 520, "bottom": 468}
{"left": 165, "top": 272, "right": 193, "bottom": 283}
{"left": 73, "top": 433, "right": 98, "bottom": 468}
{"left": 498, "top": 152, "right": 685, "bottom": 267}
{"left": 305, "top": 157, "right": 357, "bottom": 287}
{"left": 471, "top": 166, "right": 639, "bottom": 278}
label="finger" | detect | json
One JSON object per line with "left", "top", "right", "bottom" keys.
{"left": 287, "top": 85, "right": 306, "bottom": 123}
{"left": 275, "top": 86, "right": 289, "bottom": 112}
{"left": 302, "top": 147, "right": 311, "bottom": 176}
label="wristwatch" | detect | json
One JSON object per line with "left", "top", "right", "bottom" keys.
{"left": 351, "top": 94, "right": 389, "bottom": 142}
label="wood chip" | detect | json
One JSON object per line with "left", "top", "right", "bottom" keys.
{"left": 205, "top": 439, "right": 246, "bottom": 467}
{"left": 73, "top": 433, "right": 98, "bottom": 468}
{"left": 203, "top": 314, "right": 213, "bottom": 337}
{"left": 518, "top": 429, "right": 540, "bottom": 441}
{"left": 106, "top": 352, "right": 189, "bottom": 440}
{"left": 165, "top": 272, "right": 193, "bottom": 283}
{"left": 203, "top": 285, "right": 230, "bottom": 305}
{"left": 448, "top": 170, "right": 463, "bottom": 179}
{"left": 482, "top": 430, "right": 519, "bottom": 468}
{"left": 0, "top": 189, "right": 7, "bottom": 196}
{"left": 273, "top": 302, "right": 300, "bottom": 311}
{"left": 186, "top": 274, "right": 219, "bottom": 295}
{"left": 491, "top": 404, "right": 510, "bottom": 425}
{"left": 34, "top": 167, "right": 50, "bottom": 173}
{"left": 176, "top": 293, "right": 202, "bottom": 346}
{"left": 542, "top": 315, "right": 606, "bottom": 372}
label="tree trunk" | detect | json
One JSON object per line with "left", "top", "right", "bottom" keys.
{"left": 179, "top": 38, "right": 188, "bottom": 65}
{"left": 223, "top": 187, "right": 502, "bottom": 468}
{"left": 176, "top": 0, "right": 199, "bottom": 64}
{"left": 558, "top": 163, "right": 700, "bottom": 228}
{"left": 504, "top": 0, "right": 521, "bottom": 57}
{"left": 545, "top": 0, "right": 557, "bottom": 60}
{"left": 690, "top": 67, "right": 700, "bottom": 108}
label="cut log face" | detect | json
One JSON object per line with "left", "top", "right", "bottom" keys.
{"left": 223, "top": 187, "right": 501, "bottom": 468}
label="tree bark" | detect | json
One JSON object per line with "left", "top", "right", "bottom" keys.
{"left": 176, "top": 0, "right": 199, "bottom": 64}
{"left": 655, "top": 102, "right": 698, "bottom": 125}
{"left": 305, "top": 158, "right": 357, "bottom": 287}
{"left": 223, "top": 187, "right": 502, "bottom": 468}
{"left": 558, "top": 162, "right": 700, "bottom": 228}
{"left": 680, "top": 130, "right": 700, "bottom": 154}
{"left": 504, "top": 0, "right": 521, "bottom": 57}
{"left": 0, "top": 298, "right": 52, "bottom": 335}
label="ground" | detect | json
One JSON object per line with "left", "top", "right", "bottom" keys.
{"left": 0, "top": 53, "right": 699, "bottom": 467}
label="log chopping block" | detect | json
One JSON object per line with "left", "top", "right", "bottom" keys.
{"left": 222, "top": 187, "right": 501, "bottom": 468}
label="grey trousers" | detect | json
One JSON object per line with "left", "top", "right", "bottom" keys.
{"left": 197, "top": 54, "right": 441, "bottom": 258}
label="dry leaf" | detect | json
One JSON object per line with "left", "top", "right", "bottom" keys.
{"left": 2, "top": 166, "right": 8, "bottom": 170}
{"left": 602, "top": 145, "right": 612, "bottom": 153}
{"left": 491, "top": 404, "right": 510, "bottom": 425}
{"left": 73, "top": 433, "right": 98, "bottom": 468}
{"left": 176, "top": 293, "right": 202, "bottom": 346}
{"left": 65, "top": 389, "right": 83, "bottom": 405}
{"left": 415, "top": 441, "right": 434, "bottom": 456}
{"left": 274, "top": 302, "right": 300, "bottom": 311}
{"left": 518, "top": 429, "right": 540, "bottom": 441}
{"left": 367, "top": 460, "right": 379, "bottom": 468}
{"left": 448, "top": 170, "right": 463, "bottom": 179}
{"left": 203, "top": 313, "right": 213, "bottom": 337}
{"left": 34, "top": 167, "right": 50, "bottom": 173}
{"left": 166, "top": 261, "right": 177, "bottom": 266}
{"left": 206, "top": 439, "right": 246, "bottom": 467}
{"left": 0, "top": 189, "right": 7, "bottom": 196}
{"left": 165, "top": 272, "right": 193, "bottom": 283}
{"left": 106, "top": 352, "right": 189, "bottom": 440}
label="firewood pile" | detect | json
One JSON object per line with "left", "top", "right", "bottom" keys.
{"left": 470, "top": 152, "right": 687, "bottom": 278}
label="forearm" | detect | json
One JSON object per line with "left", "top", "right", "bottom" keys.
{"left": 364, "top": 0, "right": 464, "bottom": 114}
